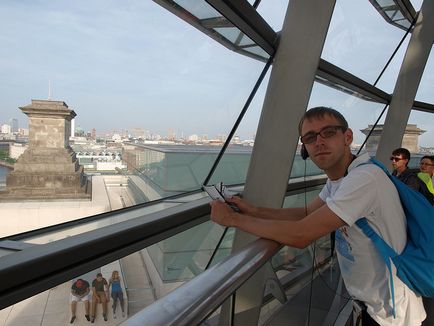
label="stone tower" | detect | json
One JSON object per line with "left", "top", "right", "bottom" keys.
{"left": 360, "top": 124, "right": 425, "bottom": 154}
{"left": 5, "top": 100, "right": 90, "bottom": 200}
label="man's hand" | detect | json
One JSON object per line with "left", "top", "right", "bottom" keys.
{"left": 226, "top": 196, "right": 257, "bottom": 216}
{"left": 210, "top": 200, "right": 238, "bottom": 227}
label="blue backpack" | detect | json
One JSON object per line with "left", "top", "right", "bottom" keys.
{"left": 355, "top": 159, "right": 434, "bottom": 317}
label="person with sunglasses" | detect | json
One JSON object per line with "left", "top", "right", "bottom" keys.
{"left": 210, "top": 106, "right": 426, "bottom": 325}
{"left": 390, "top": 148, "right": 433, "bottom": 205}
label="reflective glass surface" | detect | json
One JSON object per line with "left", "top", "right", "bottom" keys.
{"left": 308, "top": 82, "right": 390, "bottom": 155}
{"left": 322, "top": 0, "right": 408, "bottom": 85}
{"left": 408, "top": 110, "right": 434, "bottom": 158}
{"left": 0, "top": 0, "right": 265, "bottom": 237}
{"left": 415, "top": 47, "right": 434, "bottom": 104}
{"left": 173, "top": 0, "right": 221, "bottom": 19}
{"left": 255, "top": 0, "right": 289, "bottom": 31}
{"left": 13, "top": 191, "right": 206, "bottom": 244}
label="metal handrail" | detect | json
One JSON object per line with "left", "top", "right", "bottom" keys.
{"left": 122, "top": 238, "right": 281, "bottom": 326}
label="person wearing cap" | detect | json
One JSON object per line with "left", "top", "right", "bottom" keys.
{"left": 91, "top": 272, "right": 109, "bottom": 323}
{"left": 70, "top": 278, "right": 91, "bottom": 323}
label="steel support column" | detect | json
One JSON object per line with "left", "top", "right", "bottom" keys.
{"left": 227, "top": 0, "right": 336, "bottom": 325}
{"left": 376, "top": 0, "right": 434, "bottom": 164}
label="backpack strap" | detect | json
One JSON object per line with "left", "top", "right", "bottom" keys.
{"left": 355, "top": 218, "right": 398, "bottom": 318}
{"left": 353, "top": 158, "right": 399, "bottom": 318}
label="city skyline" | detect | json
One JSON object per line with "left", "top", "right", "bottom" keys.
{"left": 0, "top": 0, "right": 432, "bottom": 146}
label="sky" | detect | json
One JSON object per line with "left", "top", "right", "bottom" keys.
{"left": 0, "top": 0, "right": 432, "bottom": 146}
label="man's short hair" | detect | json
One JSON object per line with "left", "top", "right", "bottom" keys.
{"left": 421, "top": 155, "right": 434, "bottom": 163}
{"left": 96, "top": 272, "right": 102, "bottom": 277}
{"left": 392, "top": 148, "right": 410, "bottom": 160}
{"left": 298, "top": 106, "right": 348, "bottom": 135}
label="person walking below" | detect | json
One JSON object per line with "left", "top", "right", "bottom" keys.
{"left": 70, "top": 279, "right": 91, "bottom": 323}
{"left": 91, "top": 273, "right": 109, "bottom": 323}
{"left": 109, "top": 270, "right": 125, "bottom": 319}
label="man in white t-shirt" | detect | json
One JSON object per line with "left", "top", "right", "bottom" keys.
{"left": 210, "top": 106, "right": 426, "bottom": 325}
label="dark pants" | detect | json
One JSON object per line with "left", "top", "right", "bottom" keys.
{"left": 361, "top": 309, "right": 380, "bottom": 326}
{"left": 111, "top": 291, "right": 124, "bottom": 313}
{"left": 422, "top": 297, "right": 434, "bottom": 326}
{"left": 352, "top": 301, "right": 380, "bottom": 326}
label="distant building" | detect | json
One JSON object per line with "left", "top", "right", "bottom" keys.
{"left": 360, "top": 124, "right": 425, "bottom": 153}
{"left": 132, "top": 128, "right": 145, "bottom": 139}
{"left": 70, "top": 118, "right": 75, "bottom": 138}
{"left": 18, "top": 128, "right": 29, "bottom": 136}
{"left": 9, "top": 118, "right": 18, "bottom": 133}
{"left": 75, "top": 125, "right": 85, "bottom": 137}
{"left": 188, "top": 134, "right": 199, "bottom": 142}
{"left": 1, "top": 124, "right": 11, "bottom": 134}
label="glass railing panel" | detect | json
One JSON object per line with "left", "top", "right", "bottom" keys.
{"left": 322, "top": 0, "right": 409, "bottom": 87}
{"left": 0, "top": 0, "right": 267, "bottom": 237}
{"left": 0, "top": 217, "right": 229, "bottom": 324}
{"left": 1, "top": 255, "right": 154, "bottom": 324}
{"left": 9, "top": 191, "right": 208, "bottom": 244}
{"left": 147, "top": 220, "right": 229, "bottom": 282}
{"left": 259, "top": 189, "right": 351, "bottom": 325}
{"left": 206, "top": 187, "right": 324, "bottom": 269}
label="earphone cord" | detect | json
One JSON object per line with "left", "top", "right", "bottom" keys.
{"left": 303, "top": 158, "right": 351, "bottom": 326}
{"left": 305, "top": 161, "right": 316, "bottom": 326}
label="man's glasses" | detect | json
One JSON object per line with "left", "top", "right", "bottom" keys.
{"left": 390, "top": 156, "right": 405, "bottom": 162}
{"left": 420, "top": 162, "right": 434, "bottom": 167}
{"left": 300, "top": 125, "right": 347, "bottom": 144}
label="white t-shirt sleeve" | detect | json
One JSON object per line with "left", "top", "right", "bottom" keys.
{"left": 319, "top": 181, "right": 331, "bottom": 202}
{"left": 325, "top": 168, "right": 378, "bottom": 226}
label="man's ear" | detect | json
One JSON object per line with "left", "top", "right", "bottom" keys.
{"left": 344, "top": 128, "right": 353, "bottom": 146}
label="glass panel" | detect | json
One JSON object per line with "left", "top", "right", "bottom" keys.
{"left": 214, "top": 27, "right": 245, "bottom": 44}
{"left": 386, "top": 9, "right": 405, "bottom": 21}
{"left": 239, "top": 34, "right": 255, "bottom": 47}
{"left": 377, "top": 0, "right": 395, "bottom": 6}
{"left": 415, "top": 47, "right": 434, "bottom": 104}
{"left": 322, "top": 0, "right": 408, "bottom": 85}
{"left": 147, "top": 221, "right": 228, "bottom": 282}
{"left": 411, "top": 0, "right": 423, "bottom": 11}
{"left": 0, "top": 0, "right": 265, "bottom": 236}
{"left": 396, "top": 19, "right": 411, "bottom": 29}
{"left": 0, "top": 218, "right": 230, "bottom": 322}
{"left": 255, "top": 0, "right": 289, "bottom": 31}
{"left": 407, "top": 110, "right": 434, "bottom": 168}
{"left": 260, "top": 190, "right": 351, "bottom": 325}
{"left": 0, "top": 259, "right": 138, "bottom": 323}
{"left": 174, "top": 0, "right": 221, "bottom": 19}
{"left": 243, "top": 45, "right": 270, "bottom": 58}
{"left": 307, "top": 82, "right": 390, "bottom": 156}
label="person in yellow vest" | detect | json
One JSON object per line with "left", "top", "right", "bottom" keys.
{"left": 418, "top": 155, "right": 434, "bottom": 196}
